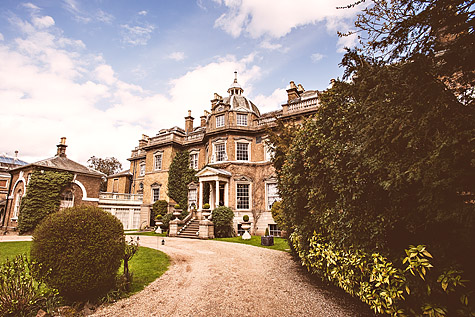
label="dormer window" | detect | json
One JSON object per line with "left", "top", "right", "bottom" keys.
{"left": 216, "top": 115, "right": 224, "bottom": 128}
{"left": 237, "top": 113, "right": 247, "bottom": 126}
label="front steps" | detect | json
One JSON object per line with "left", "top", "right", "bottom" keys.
{"left": 177, "top": 218, "right": 200, "bottom": 239}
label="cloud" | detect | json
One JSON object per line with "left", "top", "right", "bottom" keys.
{"left": 252, "top": 88, "right": 287, "bottom": 113}
{"left": 1, "top": 14, "right": 276, "bottom": 168}
{"left": 96, "top": 10, "right": 114, "bottom": 24}
{"left": 213, "top": 0, "right": 361, "bottom": 50}
{"left": 32, "top": 16, "right": 55, "bottom": 29}
{"left": 0, "top": 33, "right": 3, "bottom": 41}
{"left": 22, "top": 3, "right": 41, "bottom": 12}
{"left": 260, "top": 40, "right": 282, "bottom": 50}
{"left": 120, "top": 24, "right": 155, "bottom": 46}
{"left": 138, "top": 10, "right": 148, "bottom": 16}
{"left": 311, "top": 53, "right": 324, "bottom": 62}
{"left": 167, "top": 51, "right": 186, "bottom": 61}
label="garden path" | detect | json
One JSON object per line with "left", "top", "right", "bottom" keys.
{"left": 93, "top": 236, "right": 373, "bottom": 317}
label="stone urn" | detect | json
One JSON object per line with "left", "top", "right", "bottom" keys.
{"left": 154, "top": 221, "right": 163, "bottom": 234}
{"left": 241, "top": 222, "right": 251, "bottom": 240}
{"left": 202, "top": 210, "right": 211, "bottom": 220}
{"left": 173, "top": 206, "right": 182, "bottom": 220}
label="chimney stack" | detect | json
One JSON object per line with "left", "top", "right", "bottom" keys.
{"left": 14, "top": 150, "right": 18, "bottom": 158}
{"left": 56, "top": 137, "right": 67, "bottom": 157}
{"left": 138, "top": 134, "right": 149, "bottom": 147}
{"left": 185, "top": 110, "right": 194, "bottom": 133}
{"left": 286, "top": 81, "right": 299, "bottom": 102}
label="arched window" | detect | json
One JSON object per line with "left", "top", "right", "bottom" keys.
{"left": 60, "top": 190, "right": 74, "bottom": 209}
{"left": 12, "top": 189, "right": 23, "bottom": 220}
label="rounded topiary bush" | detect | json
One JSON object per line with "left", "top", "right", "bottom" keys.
{"left": 31, "top": 205, "right": 125, "bottom": 302}
{"left": 212, "top": 206, "right": 235, "bottom": 238}
{"left": 242, "top": 214, "right": 249, "bottom": 222}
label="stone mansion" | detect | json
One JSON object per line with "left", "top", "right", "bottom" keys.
{"left": 102, "top": 73, "right": 320, "bottom": 236}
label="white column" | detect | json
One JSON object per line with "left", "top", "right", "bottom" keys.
{"left": 210, "top": 182, "right": 215, "bottom": 209}
{"left": 216, "top": 180, "right": 220, "bottom": 207}
{"left": 199, "top": 181, "right": 203, "bottom": 210}
{"left": 224, "top": 182, "right": 229, "bottom": 206}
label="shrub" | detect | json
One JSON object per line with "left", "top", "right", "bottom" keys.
{"left": 242, "top": 214, "right": 249, "bottom": 222}
{"left": 151, "top": 200, "right": 168, "bottom": 223}
{"left": 203, "top": 203, "right": 210, "bottom": 209}
{"left": 0, "top": 254, "right": 60, "bottom": 316}
{"left": 212, "top": 206, "right": 235, "bottom": 238}
{"left": 265, "top": 227, "right": 269, "bottom": 236}
{"left": 174, "top": 204, "right": 181, "bottom": 209}
{"left": 31, "top": 205, "right": 125, "bottom": 302}
{"left": 161, "top": 213, "right": 174, "bottom": 230}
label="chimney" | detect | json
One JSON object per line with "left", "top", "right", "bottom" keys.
{"left": 138, "top": 134, "right": 149, "bottom": 147}
{"left": 297, "top": 83, "right": 304, "bottom": 93}
{"left": 185, "top": 110, "right": 194, "bottom": 133}
{"left": 56, "top": 137, "right": 67, "bottom": 157}
{"left": 14, "top": 150, "right": 18, "bottom": 158}
{"left": 286, "top": 81, "right": 299, "bottom": 102}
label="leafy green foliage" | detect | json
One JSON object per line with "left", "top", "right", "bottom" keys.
{"left": 123, "top": 237, "right": 139, "bottom": 292}
{"left": 18, "top": 169, "right": 73, "bottom": 234}
{"left": 151, "top": 200, "right": 168, "bottom": 222}
{"left": 87, "top": 156, "right": 122, "bottom": 191}
{"left": 167, "top": 150, "right": 197, "bottom": 210}
{"left": 291, "top": 232, "right": 473, "bottom": 316}
{"left": 0, "top": 254, "right": 60, "bottom": 316}
{"left": 211, "top": 206, "right": 235, "bottom": 238}
{"left": 242, "top": 214, "right": 249, "bottom": 222}
{"left": 31, "top": 205, "right": 125, "bottom": 302}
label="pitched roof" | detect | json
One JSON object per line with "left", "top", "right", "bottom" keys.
{"left": 0, "top": 154, "right": 28, "bottom": 166}
{"left": 107, "top": 169, "right": 133, "bottom": 178}
{"left": 11, "top": 156, "right": 105, "bottom": 177}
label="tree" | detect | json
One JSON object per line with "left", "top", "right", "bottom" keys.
{"left": 167, "top": 150, "right": 197, "bottom": 210}
{"left": 342, "top": 0, "right": 474, "bottom": 102}
{"left": 87, "top": 156, "right": 122, "bottom": 191}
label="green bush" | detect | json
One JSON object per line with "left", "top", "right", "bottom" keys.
{"left": 151, "top": 200, "right": 168, "bottom": 224}
{"left": 291, "top": 231, "right": 473, "bottom": 316}
{"left": 161, "top": 213, "right": 174, "bottom": 230}
{"left": 203, "top": 203, "right": 210, "bottom": 209}
{"left": 31, "top": 205, "right": 125, "bottom": 302}
{"left": 212, "top": 206, "right": 235, "bottom": 238}
{"left": 242, "top": 214, "right": 249, "bottom": 222}
{"left": 0, "top": 254, "right": 60, "bottom": 316}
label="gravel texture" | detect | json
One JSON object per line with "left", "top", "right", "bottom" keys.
{"left": 93, "top": 236, "right": 373, "bottom": 317}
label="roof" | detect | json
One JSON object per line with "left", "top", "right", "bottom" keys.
{"left": 0, "top": 154, "right": 28, "bottom": 166}
{"left": 221, "top": 95, "right": 261, "bottom": 116}
{"left": 107, "top": 169, "right": 133, "bottom": 178}
{"left": 11, "top": 156, "right": 105, "bottom": 177}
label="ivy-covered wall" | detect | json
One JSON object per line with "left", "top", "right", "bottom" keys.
{"left": 18, "top": 169, "right": 73, "bottom": 233}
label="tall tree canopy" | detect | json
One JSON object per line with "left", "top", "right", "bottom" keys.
{"left": 87, "top": 156, "right": 122, "bottom": 176}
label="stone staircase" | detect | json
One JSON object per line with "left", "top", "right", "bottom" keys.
{"left": 177, "top": 218, "right": 200, "bottom": 239}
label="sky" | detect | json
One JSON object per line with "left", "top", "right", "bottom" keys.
{"left": 0, "top": 0, "right": 363, "bottom": 169}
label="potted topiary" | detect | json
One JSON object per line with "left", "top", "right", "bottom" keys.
{"left": 155, "top": 214, "right": 163, "bottom": 233}
{"left": 173, "top": 204, "right": 182, "bottom": 220}
{"left": 261, "top": 227, "right": 274, "bottom": 246}
{"left": 241, "top": 214, "right": 251, "bottom": 240}
{"left": 202, "top": 203, "right": 211, "bottom": 220}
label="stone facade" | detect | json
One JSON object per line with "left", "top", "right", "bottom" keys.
{"left": 107, "top": 74, "right": 320, "bottom": 235}
{"left": 1, "top": 138, "right": 104, "bottom": 231}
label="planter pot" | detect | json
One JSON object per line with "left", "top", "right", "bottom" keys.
{"left": 202, "top": 211, "right": 211, "bottom": 220}
{"left": 261, "top": 236, "right": 274, "bottom": 246}
{"left": 173, "top": 210, "right": 182, "bottom": 220}
{"left": 241, "top": 222, "right": 251, "bottom": 240}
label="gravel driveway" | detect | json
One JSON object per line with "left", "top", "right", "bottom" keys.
{"left": 93, "top": 236, "right": 372, "bottom": 317}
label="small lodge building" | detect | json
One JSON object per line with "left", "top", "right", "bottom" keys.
{"left": 1, "top": 138, "right": 104, "bottom": 232}
{"left": 104, "top": 73, "right": 321, "bottom": 236}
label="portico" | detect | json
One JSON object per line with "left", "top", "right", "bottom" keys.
{"left": 195, "top": 167, "right": 231, "bottom": 211}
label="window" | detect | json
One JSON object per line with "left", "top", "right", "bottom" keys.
{"left": 112, "top": 178, "right": 119, "bottom": 193}
{"left": 152, "top": 187, "right": 160, "bottom": 203}
{"left": 12, "top": 190, "right": 22, "bottom": 220}
{"left": 215, "top": 143, "right": 226, "bottom": 162}
{"left": 60, "top": 190, "right": 74, "bottom": 209}
{"left": 139, "top": 162, "right": 145, "bottom": 176}
{"left": 268, "top": 224, "right": 281, "bottom": 237}
{"left": 188, "top": 188, "right": 197, "bottom": 209}
{"left": 154, "top": 153, "right": 163, "bottom": 170}
{"left": 216, "top": 115, "right": 224, "bottom": 128}
{"left": 190, "top": 153, "right": 198, "bottom": 170}
{"left": 236, "top": 142, "right": 249, "bottom": 161}
{"left": 237, "top": 113, "right": 247, "bottom": 126}
{"left": 266, "top": 183, "right": 280, "bottom": 210}
{"left": 236, "top": 183, "right": 250, "bottom": 209}
{"left": 0, "top": 179, "right": 7, "bottom": 187}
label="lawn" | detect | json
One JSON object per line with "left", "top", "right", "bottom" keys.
{"left": 0, "top": 241, "right": 169, "bottom": 295}
{"left": 214, "top": 236, "right": 290, "bottom": 252}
